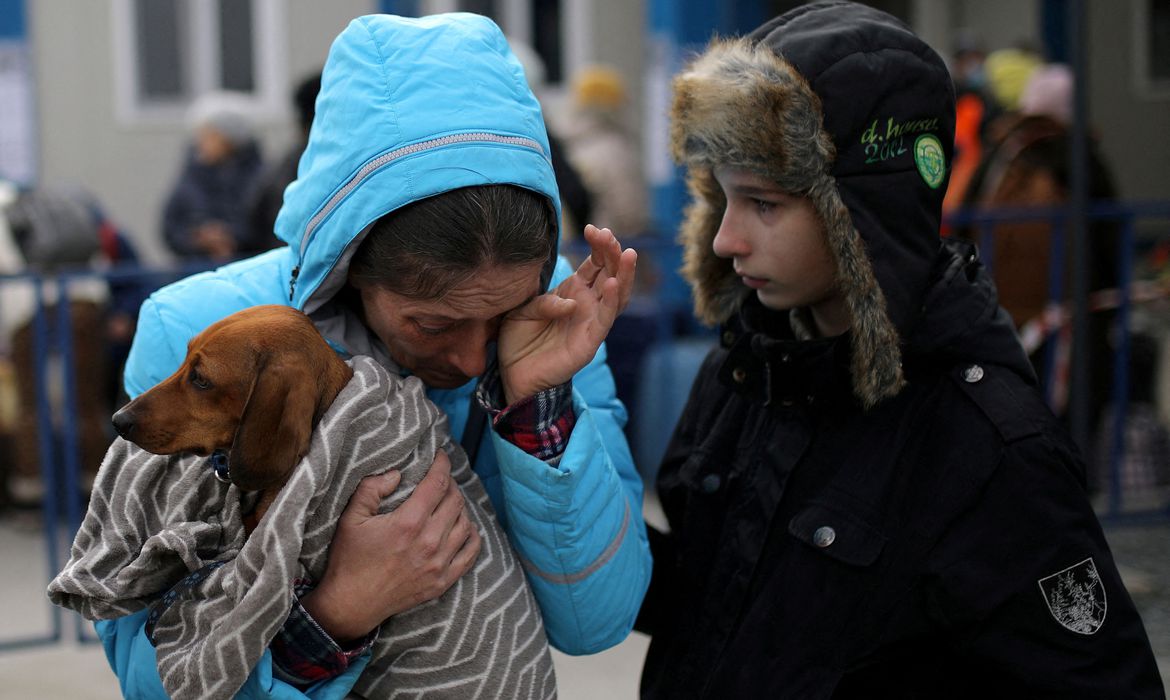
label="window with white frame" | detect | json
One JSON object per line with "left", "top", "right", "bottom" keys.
{"left": 112, "top": 0, "right": 286, "bottom": 123}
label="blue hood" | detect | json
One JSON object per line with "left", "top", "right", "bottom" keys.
{"left": 275, "top": 13, "right": 562, "bottom": 314}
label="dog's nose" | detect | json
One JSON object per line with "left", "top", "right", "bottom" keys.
{"left": 111, "top": 409, "right": 135, "bottom": 439}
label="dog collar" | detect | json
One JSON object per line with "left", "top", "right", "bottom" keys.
{"left": 210, "top": 450, "right": 232, "bottom": 484}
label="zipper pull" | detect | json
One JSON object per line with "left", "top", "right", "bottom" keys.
{"left": 289, "top": 265, "right": 299, "bottom": 301}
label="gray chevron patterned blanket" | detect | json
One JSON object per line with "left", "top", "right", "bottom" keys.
{"left": 48, "top": 355, "right": 555, "bottom": 700}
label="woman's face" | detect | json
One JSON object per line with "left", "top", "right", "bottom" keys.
{"left": 355, "top": 261, "right": 545, "bottom": 388}
{"left": 711, "top": 165, "right": 849, "bottom": 337}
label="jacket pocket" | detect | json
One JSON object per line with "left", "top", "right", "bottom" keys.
{"left": 788, "top": 502, "right": 887, "bottom": 567}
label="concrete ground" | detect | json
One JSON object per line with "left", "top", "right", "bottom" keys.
{"left": 1, "top": 497, "right": 1167, "bottom": 698}
{"left": 0, "top": 499, "right": 660, "bottom": 700}
{"left": 0, "top": 632, "right": 650, "bottom": 700}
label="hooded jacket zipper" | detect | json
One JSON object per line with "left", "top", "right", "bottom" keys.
{"left": 289, "top": 132, "right": 546, "bottom": 301}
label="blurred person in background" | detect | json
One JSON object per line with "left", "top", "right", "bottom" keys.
{"left": 983, "top": 44, "right": 1043, "bottom": 121}
{"left": 0, "top": 181, "right": 142, "bottom": 507}
{"left": 560, "top": 64, "right": 650, "bottom": 237}
{"left": 956, "top": 61, "right": 1120, "bottom": 446}
{"left": 161, "top": 91, "right": 269, "bottom": 262}
{"left": 246, "top": 71, "right": 321, "bottom": 250}
{"left": 508, "top": 37, "right": 595, "bottom": 236}
{"left": 943, "top": 29, "right": 997, "bottom": 216}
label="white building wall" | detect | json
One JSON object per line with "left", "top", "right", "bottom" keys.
{"left": 1090, "top": 0, "right": 1170, "bottom": 202}
{"left": 22, "top": 0, "right": 1169, "bottom": 268}
{"left": 27, "top": 0, "right": 374, "bottom": 265}
{"left": 587, "top": 0, "right": 646, "bottom": 140}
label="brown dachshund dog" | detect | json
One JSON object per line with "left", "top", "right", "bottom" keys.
{"left": 111, "top": 305, "right": 353, "bottom": 530}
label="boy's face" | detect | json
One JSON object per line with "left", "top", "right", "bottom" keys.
{"left": 712, "top": 166, "right": 849, "bottom": 337}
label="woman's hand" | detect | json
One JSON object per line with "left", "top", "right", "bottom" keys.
{"left": 497, "top": 224, "right": 637, "bottom": 404}
{"left": 300, "top": 450, "right": 481, "bottom": 643}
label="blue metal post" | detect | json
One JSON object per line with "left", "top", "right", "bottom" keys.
{"left": 55, "top": 281, "right": 84, "bottom": 537}
{"left": 644, "top": 0, "right": 766, "bottom": 309}
{"left": 33, "top": 279, "right": 62, "bottom": 645}
{"left": 1067, "top": 0, "right": 1091, "bottom": 451}
{"left": 0, "top": 0, "right": 25, "bottom": 37}
{"left": 53, "top": 276, "right": 100, "bottom": 642}
{"left": 0, "top": 273, "right": 63, "bottom": 652}
{"left": 1106, "top": 215, "right": 1136, "bottom": 519}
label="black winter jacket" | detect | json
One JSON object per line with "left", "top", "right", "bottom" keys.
{"left": 638, "top": 245, "right": 1164, "bottom": 699}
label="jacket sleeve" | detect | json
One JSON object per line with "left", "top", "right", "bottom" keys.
{"left": 484, "top": 260, "right": 652, "bottom": 655}
{"left": 123, "top": 261, "right": 284, "bottom": 398}
{"left": 95, "top": 612, "right": 368, "bottom": 700}
{"left": 122, "top": 296, "right": 190, "bottom": 398}
{"left": 925, "top": 433, "right": 1165, "bottom": 697}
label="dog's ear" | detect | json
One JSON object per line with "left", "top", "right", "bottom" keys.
{"left": 229, "top": 353, "right": 319, "bottom": 492}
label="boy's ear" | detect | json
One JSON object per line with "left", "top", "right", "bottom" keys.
{"left": 229, "top": 354, "right": 317, "bottom": 492}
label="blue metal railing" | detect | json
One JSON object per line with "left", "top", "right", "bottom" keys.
{"left": 949, "top": 200, "right": 1170, "bottom": 524}
{"left": 2, "top": 205, "right": 1169, "bottom": 652}
{"left": 0, "top": 261, "right": 211, "bottom": 651}
{"left": 0, "top": 275, "right": 65, "bottom": 652}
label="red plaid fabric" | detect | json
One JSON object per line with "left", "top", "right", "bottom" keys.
{"left": 270, "top": 579, "right": 376, "bottom": 686}
{"left": 475, "top": 367, "right": 576, "bottom": 462}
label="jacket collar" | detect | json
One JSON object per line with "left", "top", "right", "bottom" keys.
{"left": 719, "top": 298, "right": 856, "bottom": 410}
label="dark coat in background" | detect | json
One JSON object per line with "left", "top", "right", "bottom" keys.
{"left": 162, "top": 142, "right": 267, "bottom": 258}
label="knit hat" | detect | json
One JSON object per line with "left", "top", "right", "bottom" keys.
{"left": 572, "top": 65, "right": 627, "bottom": 112}
{"left": 1019, "top": 63, "right": 1073, "bottom": 125}
{"left": 984, "top": 48, "right": 1042, "bottom": 111}
{"left": 671, "top": 0, "right": 955, "bottom": 408}
{"left": 186, "top": 91, "right": 258, "bottom": 147}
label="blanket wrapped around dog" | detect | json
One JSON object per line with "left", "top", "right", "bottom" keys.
{"left": 48, "top": 355, "right": 555, "bottom": 700}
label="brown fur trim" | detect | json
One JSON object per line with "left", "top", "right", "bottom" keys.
{"left": 671, "top": 36, "right": 905, "bottom": 408}
{"left": 678, "top": 167, "right": 744, "bottom": 325}
{"left": 807, "top": 177, "right": 906, "bottom": 408}
{"left": 670, "top": 39, "right": 834, "bottom": 192}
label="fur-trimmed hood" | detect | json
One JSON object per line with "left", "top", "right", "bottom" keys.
{"left": 671, "top": 1, "right": 956, "bottom": 408}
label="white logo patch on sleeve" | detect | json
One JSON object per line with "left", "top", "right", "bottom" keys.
{"left": 1037, "top": 557, "right": 1107, "bottom": 635}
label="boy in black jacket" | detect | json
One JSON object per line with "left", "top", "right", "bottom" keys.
{"left": 637, "top": 2, "right": 1165, "bottom": 697}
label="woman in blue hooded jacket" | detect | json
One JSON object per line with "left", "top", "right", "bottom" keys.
{"left": 99, "top": 13, "right": 650, "bottom": 699}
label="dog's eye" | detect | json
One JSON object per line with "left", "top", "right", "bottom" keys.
{"left": 190, "top": 371, "right": 212, "bottom": 390}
